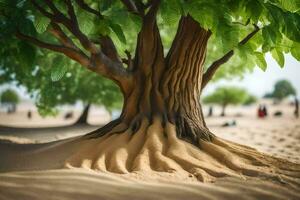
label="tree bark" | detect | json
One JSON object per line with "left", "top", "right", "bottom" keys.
{"left": 75, "top": 104, "right": 90, "bottom": 125}
{"left": 88, "top": 15, "right": 214, "bottom": 145}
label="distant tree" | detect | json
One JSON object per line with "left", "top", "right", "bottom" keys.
{"left": 203, "top": 87, "right": 248, "bottom": 116}
{"left": 272, "top": 80, "right": 296, "bottom": 101}
{"left": 0, "top": 89, "right": 20, "bottom": 113}
{"left": 264, "top": 79, "right": 296, "bottom": 104}
{"left": 243, "top": 94, "right": 257, "bottom": 105}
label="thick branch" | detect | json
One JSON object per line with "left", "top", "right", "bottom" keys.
{"left": 99, "top": 36, "right": 121, "bottom": 63}
{"left": 29, "top": 0, "right": 131, "bottom": 89}
{"left": 201, "top": 25, "right": 260, "bottom": 90}
{"left": 16, "top": 31, "right": 130, "bottom": 86}
{"left": 16, "top": 31, "right": 91, "bottom": 67}
{"left": 133, "top": 0, "right": 163, "bottom": 73}
{"left": 32, "top": 0, "right": 99, "bottom": 54}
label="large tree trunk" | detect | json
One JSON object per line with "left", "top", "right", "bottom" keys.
{"left": 87, "top": 16, "right": 213, "bottom": 144}
{"left": 65, "top": 14, "right": 300, "bottom": 183}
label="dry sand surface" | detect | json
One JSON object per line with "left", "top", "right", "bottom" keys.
{"left": 0, "top": 169, "right": 299, "bottom": 200}
{"left": 0, "top": 102, "right": 299, "bottom": 200}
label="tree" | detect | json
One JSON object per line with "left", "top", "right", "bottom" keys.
{"left": 0, "top": 0, "right": 300, "bottom": 182}
{"left": 267, "top": 79, "right": 296, "bottom": 101}
{"left": 203, "top": 87, "right": 248, "bottom": 116}
{"left": 243, "top": 94, "right": 257, "bottom": 105}
{"left": 0, "top": 89, "right": 20, "bottom": 113}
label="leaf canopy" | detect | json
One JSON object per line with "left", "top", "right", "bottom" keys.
{"left": 0, "top": 0, "right": 299, "bottom": 114}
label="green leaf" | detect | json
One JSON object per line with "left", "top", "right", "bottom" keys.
{"left": 262, "top": 25, "right": 277, "bottom": 46}
{"left": 100, "top": 0, "right": 114, "bottom": 12}
{"left": 108, "top": 22, "right": 126, "bottom": 44}
{"left": 282, "top": 12, "right": 300, "bottom": 43}
{"left": 18, "top": 41, "right": 36, "bottom": 71}
{"left": 254, "top": 52, "right": 267, "bottom": 71}
{"left": 160, "top": 0, "right": 181, "bottom": 25}
{"left": 129, "top": 13, "right": 142, "bottom": 31}
{"left": 0, "top": 0, "right": 9, "bottom": 9}
{"left": 217, "top": 22, "right": 240, "bottom": 53}
{"left": 271, "top": 49, "right": 285, "bottom": 67}
{"left": 245, "top": 0, "right": 263, "bottom": 23}
{"left": 51, "top": 56, "right": 68, "bottom": 82}
{"left": 278, "top": 0, "right": 300, "bottom": 12}
{"left": 33, "top": 16, "right": 50, "bottom": 33}
{"left": 18, "top": 18, "right": 36, "bottom": 36}
{"left": 291, "top": 42, "right": 300, "bottom": 61}
{"left": 77, "top": 10, "right": 94, "bottom": 35}
{"left": 92, "top": 19, "right": 111, "bottom": 36}
{"left": 189, "top": 3, "right": 217, "bottom": 30}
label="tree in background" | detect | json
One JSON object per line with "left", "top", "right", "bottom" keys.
{"left": 0, "top": 0, "right": 300, "bottom": 181}
{"left": 203, "top": 87, "right": 249, "bottom": 116}
{"left": 269, "top": 79, "right": 296, "bottom": 101}
{"left": 267, "top": 79, "right": 298, "bottom": 118}
{"left": 243, "top": 94, "right": 257, "bottom": 106}
{"left": 0, "top": 89, "right": 20, "bottom": 113}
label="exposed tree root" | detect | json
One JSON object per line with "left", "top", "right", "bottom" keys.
{"left": 65, "top": 117, "right": 300, "bottom": 186}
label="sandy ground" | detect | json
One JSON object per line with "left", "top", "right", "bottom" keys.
{"left": 0, "top": 169, "right": 299, "bottom": 200}
{"left": 0, "top": 101, "right": 299, "bottom": 200}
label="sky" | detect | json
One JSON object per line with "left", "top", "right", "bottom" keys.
{"left": 203, "top": 53, "right": 300, "bottom": 98}
{"left": 1, "top": 53, "right": 300, "bottom": 100}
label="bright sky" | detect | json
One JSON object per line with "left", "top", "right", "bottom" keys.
{"left": 203, "top": 53, "right": 300, "bottom": 98}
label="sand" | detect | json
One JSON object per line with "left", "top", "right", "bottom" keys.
{"left": 0, "top": 102, "right": 299, "bottom": 200}
{"left": 0, "top": 169, "right": 299, "bottom": 200}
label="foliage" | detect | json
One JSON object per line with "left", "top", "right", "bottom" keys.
{"left": 265, "top": 79, "right": 296, "bottom": 100}
{"left": 0, "top": 0, "right": 300, "bottom": 114}
{"left": 0, "top": 89, "right": 19, "bottom": 105}
{"left": 243, "top": 94, "right": 257, "bottom": 105}
{"left": 203, "top": 86, "right": 249, "bottom": 107}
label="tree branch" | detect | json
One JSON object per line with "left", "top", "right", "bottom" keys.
{"left": 201, "top": 24, "right": 260, "bottom": 90}
{"left": 121, "top": 0, "right": 140, "bottom": 15}
{"left": 133, "top": 0, "right": 164, "bottom": 74}
{"left": 62, "top": 0, "right": 99, "bottom": 54}
{"left": 48, "top": 22, "right": 78, "bottom": 49}
{"left": 16, "top": 31, "right": 91, "bottom": 67}
{"left": 99, "top": 36, "right": 122, "bottom": 63}
{"left": 64, "top": 0, "right": 78, "bottom": 23}
{"left": 16, "top": 31, "right": 130, "bottom": 84}
{"left": 122, "top": 50, "right": 133, "bottom": 70}
{"left": 74, "top": 0, "right": 103, "bottom": 18}
{"left": 32, "top": 0, "right": 99, "bottom": 54}
{"left": 28, "top": 0, "right": 131, "bottom": 87}
{"left": 31, "top": 0, "right": 56, "bottom": 20}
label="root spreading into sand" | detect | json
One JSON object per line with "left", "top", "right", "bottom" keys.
{"left": 64, "top": 117, "right": 300, "bottom": 186}
{"left": 1, "top": 116, "right": 300, "bottom": 200}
